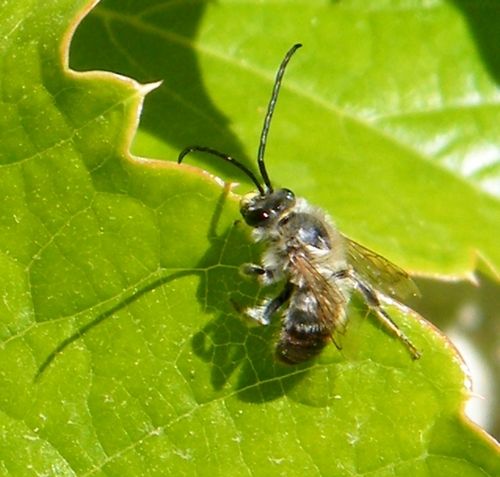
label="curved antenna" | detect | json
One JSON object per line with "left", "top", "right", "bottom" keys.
{"left": 258, "top": 43, "right": 302, "bottom": 192}
{"left": 178, "top": 146, "right": 265, "bottom": 195}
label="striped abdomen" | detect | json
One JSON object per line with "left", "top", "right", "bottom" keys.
{"left": 276, "top": 306, "right": 332, "bottom": 364}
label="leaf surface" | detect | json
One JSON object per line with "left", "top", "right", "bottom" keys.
{"left": 0, "top": 1, "right": 499, "bottom": 476}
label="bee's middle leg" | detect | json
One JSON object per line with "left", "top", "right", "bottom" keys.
{"left": 246, "top": 282, "right": 294, "bottom": 325}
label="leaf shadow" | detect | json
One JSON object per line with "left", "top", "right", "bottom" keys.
{"left": 452, "top": 0, "right": 500, "bottom": 85}
{"left": 70, "top": 0, "right": 249, "bottom": 172}
{"left": 191, "top": 186, "right": 313, "bottom": 403}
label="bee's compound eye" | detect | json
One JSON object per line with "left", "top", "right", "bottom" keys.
{"left": 283, "top": 189, "right": 295, "bottom": 200}
{"left": 243, "top": 208, "right": 270, "bottom": 227}
{"left": 273, "top": 188, "right": 295, "bottom": 211}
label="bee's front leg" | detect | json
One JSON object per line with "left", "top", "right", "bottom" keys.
{"left": 240, "top": 263, "right": 277, "bottom": 285}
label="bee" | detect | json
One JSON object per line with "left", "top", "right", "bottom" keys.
{"left": 178, "top": 44, "right": 421, "bottom": 364}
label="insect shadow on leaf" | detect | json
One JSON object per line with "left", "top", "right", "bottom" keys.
{"left": 190, "top": 184, "right": 315, "bottom": 402}
{"left": 34, "top": 270, "right": 196, "bottom": 382}
{"left": 34, "top": 182, "right": 311, "bottom": 399}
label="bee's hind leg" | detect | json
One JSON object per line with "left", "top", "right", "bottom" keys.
{"left": 245, "top": 282, "right": 294, "bottom": 325}
{"left": 355, "top": 279, "right": 421, "bottom": 360}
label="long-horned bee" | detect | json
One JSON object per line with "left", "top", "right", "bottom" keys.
{"left": 178, "top": 44, "right": 421, "bottom": 364}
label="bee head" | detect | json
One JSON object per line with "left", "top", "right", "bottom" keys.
{"left": 240, "top": 188, "right": 295, "bottom": 227}
{"left": 177, "top": 44, "right": 303, "bottom": 229}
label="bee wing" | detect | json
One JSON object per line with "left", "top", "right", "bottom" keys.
{"left": 343, "top": 235, "right": 420, "bottom": 300}
{"left": 292, "top": 253, "right": 347, "bottom": 348}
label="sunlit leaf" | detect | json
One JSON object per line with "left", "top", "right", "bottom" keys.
{"left": 0, "top": 1, "right": 498, "bottom": 476}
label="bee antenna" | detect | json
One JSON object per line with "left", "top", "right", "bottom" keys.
{"left": 257, "top": 43, "right": 302, "bottom": 192}
{"left": 178, "top": 146, "right": 266, "bottom": 195}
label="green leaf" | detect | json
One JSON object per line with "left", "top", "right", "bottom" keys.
{"left": 0, "top": 1, "right": 499, "bottom": 476}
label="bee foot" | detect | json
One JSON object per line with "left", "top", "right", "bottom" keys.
{"left": 245, "top": 305, "right": 271, "bottom": 325}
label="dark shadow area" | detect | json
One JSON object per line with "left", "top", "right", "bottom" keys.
{"left": 409, "top": 272, "right": 500, "bottom": 440}
{"left": 190, "top": 311, "right": 312, "bottom": 403}
{"left": 70, "top": 0, "right": 249, "bottom": 173}
{"left": 190, "top": 187, "right": 313, "bottom": 403}
{"left": 452, "top": 0, "right": 500, "bottom": 85}
{"left": 34, "top": 269, "right": 197, "bottom": 381}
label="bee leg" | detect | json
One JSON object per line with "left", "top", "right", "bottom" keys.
{"left": 262, "top": 282, "right": 294, "bottom": 322}
{"left": 355, "top": 280, "right": 421, "bottom": 360}
{"left": 241, "top": 263, "right": 267, "bottom": 275}
{"left": 240, "top": 263, "right": 275, "bottom": 283}
{"left": 330, "top": 269, "right": 350, "bottom": 279}
{"left": 246, "top": 282, "right": 293, "bottom": 325}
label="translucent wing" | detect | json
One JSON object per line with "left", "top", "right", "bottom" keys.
{"left": 292, "top": 252, "right": 348, "bottom": 348}
{"left": 343, "top": 235, "right": 420, "bottom": 301}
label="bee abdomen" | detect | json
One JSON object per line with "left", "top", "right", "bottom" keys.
{"left": 276, "top": 308, "right": 330, "bottom": 364}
